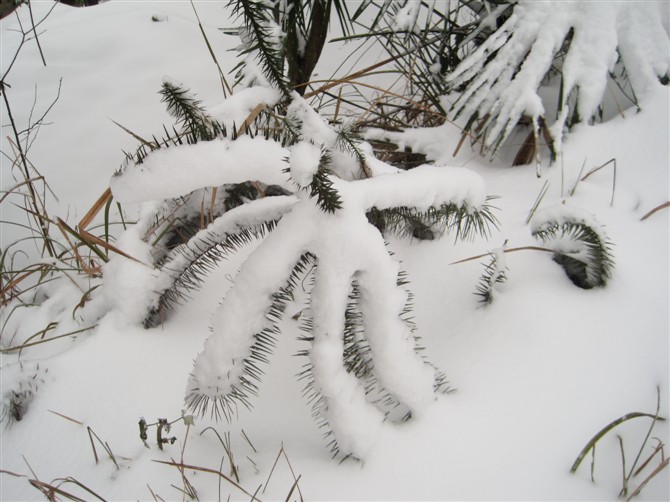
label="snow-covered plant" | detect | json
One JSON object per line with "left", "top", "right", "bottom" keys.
{"left": 229, "top": 0, "right": 355, "bottom": 94}
{"left": 446, "top": 1, "right": 670, "bottom": 159}
{"left": 475, "top": 246, "right": 508, "bottom": 305}
{"left": 352, "top": 0, "right": 513, "bottom": 123}
{"left": 531, "top": 206, "right": 614, "bottom": 289}
{"left": 109, "top": 79, "right": 496, "bottom": 458}
{"left": 0, "top": 363, "right": 46, "bottom": 428}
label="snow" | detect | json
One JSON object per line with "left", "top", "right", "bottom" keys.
{"left": 352, "top": 164, "right": 487, "bottom": 213}
{"left": 110, "top": 135, "right": 293, "bottom": 203}
{"left": 209, "top": 85, "right": 282, "bottom": 129}
{"left": 289, "top": 141, "right": 322, "bottom": 188}
{"left": 1, "top": 1, "right": 668, "bottom": 501}
{"left": 391, "top": 2, "right": 419, "bottom": 33}
{"left": 101, "top": 224, "right": 158, "bottom": 326}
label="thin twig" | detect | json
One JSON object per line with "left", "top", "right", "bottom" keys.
{"left": 450, "top": 245, "right": 556, "bottom": 265}
{"left": 48, "top": 409, "right": 84, "bottom": 425}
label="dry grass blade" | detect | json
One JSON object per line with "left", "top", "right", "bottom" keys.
{"left": 78, "top": 188, "right": 112, "bottom": 231}
{"left": 87, "top": 426, "right": 120, "bottom": 470}
{"left": 626, "top": 457, "right": 670, "bottom": 501}
{"left": 29, "top": 479, "right": 88, "bottom": 502}
{"left": 309, "top": 78, "right": 446, "bottom": 123}
{"left": 0, "top": 176, "right": 46, "bottom": 204}
{"left": 284, "top": 475, "right": 301, "bottom": 502}
{"left": 241, "top": 429, "right": 257, "bottom": 453}
{"left": 153, "top": 460, "right": 261, "bottom": 501}
{"left": 54, "top": 477, "right": 107, "bottom": 502}
{"left": 302, "top": 53, "right": 401, "bottom": 98}
{"left": 147, "top": 484, "right": 167, "bottom": 502}
{"left": 525, "top": 179, "right": 550, "bottom": 224}
{"left": 579, "top": 158, "right": 617, "bottom": 206}
{"left": 189, "top": 0, "right": 232, "bottom": 97}
{"left": 640, "top": 201, "right": 670, "bottom": 221}
{"left": 262, "top": 445, "right": 303, "bottom": 501}
{"left": 56, "top": 217, "right": 107, "bottom": 267}
{"left": 109, "top": 118, "right": 156, "bottom": 148}
{"left": 0, "top": 325, "right": 96, "bottom": 354}
{"left": 237, "top": 103, "right": 268, "bottom": 136}
{"left": 570, "top": 412, "right": 666, "bottom": 475}
{"left": 29, "top": 477, "right": 107, "bottom": 502}
{"left": 449, "top": 245, "right": 556, "bottom": 265}
{"left": 73, "top": 189, "right": 148, "bottom": 264}
{"left": 0, "top": 469, "right": 28, "bottom": 478}
{"left": 48, "top": 409, "right": 84, "bottom": 425}
{"left": 633, "top": 438, "right": 665, "bottom": 477}
{"left": 200, "top": 427, "right": 240, "bottom": 482}
{"left": 0, "top": 263, "right": 49, "bottom": 304}
{"left": 56, "top": 218, "right": 102, "bottom": 275}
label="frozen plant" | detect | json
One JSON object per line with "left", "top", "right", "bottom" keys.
{"left": 474, "top": 246, "right": 508, "bottom": 305}
{"left": 109, "top": 80, "right": 496, "bottom": 458}
{"left": 445, "top": 1, "right": 670, "bottom": 160}
{"left": 0, "top": 363, "right": 47, "bottom": 427}
{"left": 531, "top": 205, "right": 614, "bottom": 289}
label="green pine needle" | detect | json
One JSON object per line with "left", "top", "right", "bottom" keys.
{"left": 310, "top": 150, "right": 342, "bottom": 214}
{"left": 229, "top": 0, "right": 289, "bottom": 93}
{"left": 532, "top": 218, "right": 614, "bottom": 289}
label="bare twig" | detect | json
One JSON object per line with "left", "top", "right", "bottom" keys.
{"left": 48, "top": 409, "right": 84, "bottom": 425}
{"left": 450, "top": 245, "right": 556, "bottom": 265}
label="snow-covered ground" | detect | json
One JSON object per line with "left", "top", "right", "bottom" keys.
{"left": 1, "top": 1, "right": 668, "bottom": 500}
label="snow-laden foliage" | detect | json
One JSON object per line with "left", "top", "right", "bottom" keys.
{"left": 531, "top": 205, "right": 614, "bottom": 289}
{"left": 229, "top": 0, "right": 356, "bottom": 94}
{"left": 446, "top": 1, "right": 670, "bottom": 157}
{"left": 475, "top": 246, "right": 508, "bottom": 305}
{"left": 108, "top": 81, "right": 496, "bottom": 457}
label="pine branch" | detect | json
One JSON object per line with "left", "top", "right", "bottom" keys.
{"left": 335, "top": 126, "right": 369, "bottom": 177}
{"left": 229, "top": 0, "right": 289, "bottom": 93}
{"left": 309, "top": 150, "right": 342, "bottom": 213}
{"left": 368, "top": 197, "right": 498, "bottom": 242}
{"left": 160, "top": 80, "right": 224, "bottom": 142}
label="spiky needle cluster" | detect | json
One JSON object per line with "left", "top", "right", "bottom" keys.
{"left": 532, "top": 210, "right": 614, "bottom": 289}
